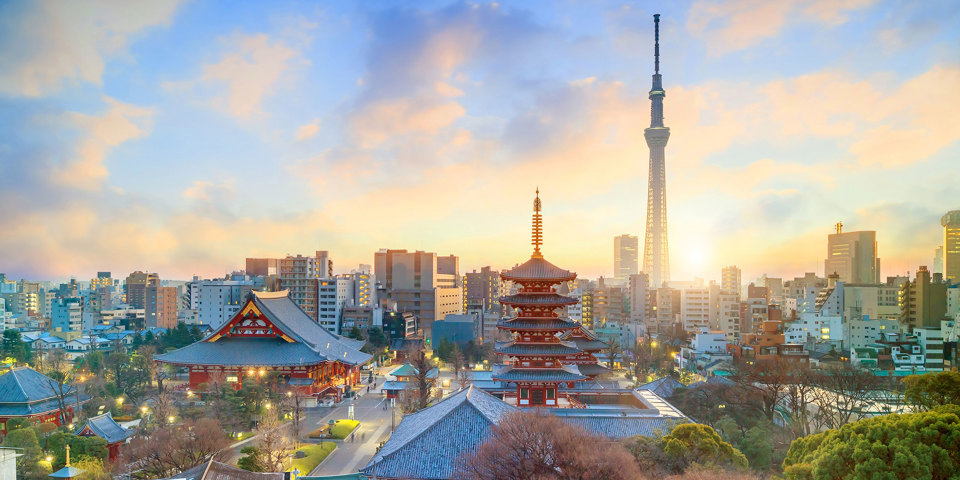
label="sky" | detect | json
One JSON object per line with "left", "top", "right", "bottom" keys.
{"left": 1, "top": 0, "right": 959, "bottom": 284}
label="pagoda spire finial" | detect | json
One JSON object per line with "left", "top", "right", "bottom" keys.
{"left": 65, "top": 444, "right": 71, "bottom": 467}
{"left": 532, "top": 188, "right": 543, "bottom": 258}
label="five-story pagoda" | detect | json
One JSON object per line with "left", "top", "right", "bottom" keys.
{"left": 493, "top": 190, "right": 587, "bottom": 406}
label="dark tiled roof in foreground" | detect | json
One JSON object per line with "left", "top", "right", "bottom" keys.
{"left": 501, "top": 257, "right": 576, "bottom": 282}
{"left": 361, "top": 386, "right": 690, "bottom": 479}
{"left": 495, "top": 341, "right": 581, "bottom": 356}
{"left": 360, "top": 386, "right": 517, "bottom": 480}
{"left": 161, "top": 460, "right": 285, "bottom": 480}
{"left": 636, "top": 377, "right": 684, "bottom": 398}
{"left": 75, "top": 412, "right": 135, "bottom": 444}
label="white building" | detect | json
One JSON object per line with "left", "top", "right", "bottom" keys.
{"left": 846, "top": 315, "right": 901, "bottom": 350}
{"left": 194, "top": 278, "right": 255, "bottom": 327}
{"left": 785, "top": 311, "right": 843, "bottom": 346}
{"left": 680, "top": 285, "right": 710, "bottom": 331}
{"left": 318, "top": 277, "right": 352, "bottom": 333}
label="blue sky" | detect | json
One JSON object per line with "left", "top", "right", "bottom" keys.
{"left": 1, "top": 0, "right": 958, "bottom": 282}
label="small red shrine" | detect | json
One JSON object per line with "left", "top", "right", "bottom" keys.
{"left": 493, "top": 190, "right": 607, "bottom": 406}
{"left": 156, "top": 291, "right": 371, "bottom": 401}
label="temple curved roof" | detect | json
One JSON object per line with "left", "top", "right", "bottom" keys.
{"left": 497, "top": 318, "right": 578, "bottom": 330}
{"left": 501, "top": 257, "right": 576, "bottom": 282}
{"left": 495, "top": 341, "right": 581, "bottom": 356}
{"left": 499, "top": 293, "right": 578, "bottom": 307}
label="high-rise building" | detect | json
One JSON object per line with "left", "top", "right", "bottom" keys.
{"left": 721, "top": 266, "right": 741, "bottom": 298}
{"left": 628, "top": 272, "right": 650, "bottom": 323}
{"left": 374, "top": 249, "right": 462, "bottom": 341}
{"left": 125, "top": 271, "right": 159, "bottom": 309}
{"left": 145, "top": 285, "right": 178, "bottom": 329}
{"left": 614, "top": 234, "right": 639, "bottom": 283}
{"left": 51, "top": 297, "right": 83, "bottom": 332}
{"left": 824, "top": 224, "right": 880, "bottom": 284}
{"left": 464, "top": 266, "right": 503, "bottom": 314}
{"left": 680, "top": 284, "right": 710, "bottom": 332}
{"left": 655, "top": 287, "right": 680, "bottom": 332}
{"left": 279, "top": 251, "right": 332, "bottom": 321}
{"left": 900, "top": 266, "right": 948, "bottom": 330}
{"left": 642, "top": 14, "right": 671, "bottom": 289}
{"left": 193, "top": 277, "right": 255, "bottom": 327}
{"left": 934, "top": 246, "right": 944, "bottom": 275}
{"left": 245, "top": 258, "right": 279, "bottom": 277}
{"left": 593, "top": 277, "right": 626, "bottom": 326}
{"left": 943, "top": 210, "right": 960, "bottom": 282}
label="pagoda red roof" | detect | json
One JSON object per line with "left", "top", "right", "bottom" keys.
{"left": 501, "top": 257, "right": 576, "bottom": 282}
{"left": 500, "top": 293, "right": 578, "bottom": 307}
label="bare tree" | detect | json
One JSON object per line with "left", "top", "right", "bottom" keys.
{"left": 457, "top": 366, "right": 472, "bottom": 390}
{"left": 458, "top": 410, "right": 642, "bottom": 480}
{"left": 810, "top": 363, "right": 882, "bottom": 430}
{"left": 252, "top": 407, "right": 292, "bottom": 472}
{"left": 122, "top": 418, "right": 231, "bottom": 478}
{"left": 285, "top": 387, "right": 306, "bottom": 448}
{"left": 781, "top": 363, "right": 819, "bottom": 438}
{"left": 451, "top": 344, "right": 466, "bottom": 386}
{"left": 604, "top": 339, "right": 623, "bottom": 370}
{"left": 730, "top": 358, "right": 791, "bottom": 422}
{"left": 44, "top": 348, "right": 72, "bottom": 425}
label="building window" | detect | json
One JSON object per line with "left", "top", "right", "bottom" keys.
{"left": 520, "top": 388, "right": 529, "bottom": 399}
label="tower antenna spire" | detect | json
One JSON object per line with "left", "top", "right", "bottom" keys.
{"left": 654, "top": 13, "right": 660, "bottom": 74}
{"left": 532, "top": 188, "right": 543, "bottom": 258}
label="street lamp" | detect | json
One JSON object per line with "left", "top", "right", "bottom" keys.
{"left": 265, "top": 402, "right": 271, "bottom": 410}
{"left": 168, "top": 416, "right": 175, "bottom": 424}
{"left": 116, "top": 397, "right": 124, "bottom": 406}
{"left": 141, "top": 406, "right": 148, "bottom": 414}
{"left": 46, "top": 456, "right": 52, "bottom": 462}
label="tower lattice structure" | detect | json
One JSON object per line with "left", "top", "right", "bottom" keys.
{"left": 643, "top": 13, "right": 670, "bottom": 289}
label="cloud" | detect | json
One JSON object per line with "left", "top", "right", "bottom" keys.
{"left": 0, "top": 0, "right": 182, "bottom": 96}
{"left": 686, "top": 0, "right": 877, "bottom": 55}
{"left": 53, "top": 97, "right": 154, "bottom": 190}
{"left": 295, "top": 119, "right": 321, "bottom": 141}
{"left": 168, "top": 32, "right": 308, "bottom": 118}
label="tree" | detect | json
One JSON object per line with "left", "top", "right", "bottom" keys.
{"left": 248, "top": 407, "right": 291, "bottom": 472}
{"left": 4, "top": 426, "right": 45, "bottom": 479}
{"left": 434, "top": 338, "right": 454, "bottom": 363}
{"left": 904, "top": 371, "right": 960, "bottom": 411}
{"left": 46, "top": 432, "right": 108, "bottom": 469}
{"left": 408, "top": 348, "right": 435, "bottom": 411}
{"left": 451, "top": 344, "right": 466, "bottom": 386}
{"left": 45, "top": 348, "right": 73, "bottom": 425}
{"left": 730, "top": 358, "right": 791, "bottom": 423}
{"left": 660, "top": 423, "right": 748, "bottom": 471}
{"left": 2, "top": 329, "right": 31, "bottom": 364}
{"left": 347, "top": 326, "right": 364, "bottom": 341}
{"left": 367, "top": 327, "right": 388, "bottom": 349}
{"left": 738, "top": 424, "right": 774, "bottom": 470}
{"left": 458, "top": 411, "right": 642, "bottom": 480}
{"left": 808, "top": 363, "right": 882, "bottom": 430}
{"left": 604, "top": 339, "right": 623, "bottom": 369}
{"left": 285, "top": 388, "right": 306, "bottom": 448}
{"left": 122, "top": 418, "right": 231, "bottom": 478}
{"left": 782, "top": 404, "right": 960, "bottom": 480}
{"left": 74, "top": 457, "right": 111, "bottom": 480}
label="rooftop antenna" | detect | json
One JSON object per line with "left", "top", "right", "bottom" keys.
{"left": 654, "top": 14, "right": 660, "bottom": 74}
{"left": 835, "top": 222, "right": 843, "bottom": 234}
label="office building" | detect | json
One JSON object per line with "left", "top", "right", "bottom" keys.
{"left": 245, "top": 257, "right": 279, "bottom": 277}
{"left": 721, "top": 266, "right": 741, "bottom": 298}
{"left": 825, "top": 225, "right": 880, "bottom": 284}
{"left": 943, "top": 211, "right": 960, "bottom": 282}
{"left": 145, "top": 285, "right": 178, "bottom": 329}
{"left": 593, "top": 277, "right": 627, "bottom": 326}
{"left": 614, "top": 234, "right": 639, "bottom": 283}
{"left": 463, "top": 266, "right": 503, "bottom": 314}
{"left": 192, "top": 277, "right": 256, "bottom": 327}
{"left": 317, "top": 277, "right": 351, "bottom": 333}
{"left": 655, "top": 287, "right": 681, "bottom": 333}
{"left": 628, "top": 272, "right": 650, "bottom": 323}
{"left": 124, "top": 271, "right": 159, "bottom": 309}
{"left": 900, "top": 266, "right": 948, "bottom": 330}
{"left": 51, "top": 297, "right": 83, "bottom": 332}
{"left": 374, "top": 249, "right": 463, "bottom": 340}
{"left": 680, "top": 284, "right": 710, "bottom": 332}
{"left": 279, "top": 251, "right": 332, "bottom": 321}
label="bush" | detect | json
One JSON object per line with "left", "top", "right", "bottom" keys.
{"left": 783, "top": 404, "right": 960, "bottom": 479}
{"left": 113, "top": 415, "right": 135, "bottom": 422}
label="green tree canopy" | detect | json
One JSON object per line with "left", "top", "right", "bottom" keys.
{"left": 782, "top": 404, "right": 960, "bottom": 480}
{"left": 348, "top": 326, "right": 364, "bottom": 341}
{"left": 904, "top": 371, "right": 960, "bottom": 411}
{"left": 662, "top": 423, "right": 749, "bottom": 471}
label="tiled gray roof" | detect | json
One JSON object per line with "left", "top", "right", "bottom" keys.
{"left": 495, "top": 341, "right": 581, "bottom": 356}
{"left": 561, "top": 415, "right": 686, "bottom": 439}
{"left": 501, "top": 257, "right": 576, "bottom": 282}
{"left": 572, "top": 362, "right": 611, "bottom": 376}
{"left": 0, "top": 367, "right": 73, "bottom": 404}
{"left": 75, "top": 412, "right": 135, "bottom": 444}
{"left": 360, "top": 386, "right": 517, "bottom": 479}
{"left": 156, "top": 337, "right": 327, "bottom": 366}
{"left": 157, "top": 293, "right": 372, "bottom": 367}
{"left": 566, "top": 338, "right": 608, "bottom": 351}
{"left": 491, "top": 364, "right": 586, "bottom": 383}
{"left": 499, "top": 293, "right": 578, "bottom": 306}
{"left": 161, "top": 460, "right": 285, "bottom": 479}
{"left": 497, "top": 318, "right": 578, "bottom": 330}
{"left": 636, "top": 377, "right": 684, "bottom": 398}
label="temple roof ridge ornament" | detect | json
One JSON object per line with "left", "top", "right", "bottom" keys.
{"left": 532, "top": 188, "right": 543, "bottom": 259}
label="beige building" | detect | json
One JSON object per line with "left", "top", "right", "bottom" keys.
{"left": 900, "top": 266, "right": 949, "bottom": 330}
{"left": 279, "top": 251, "right": 332, "bottom": 321}
{"left": 943, "top": 210, "right": 960, "bottom": 283}
{"left": 825, "top": 226, "right": 880, "bottom": 284}
{"left": 721, "top": 265, "right": 741, "bottom": 298}
{"left": 124, "top": 271, "right": 159, "bottom": 309}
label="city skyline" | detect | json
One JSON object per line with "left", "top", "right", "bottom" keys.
{"left": 2, "top": 1, "right": 959, "bottom": 283}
